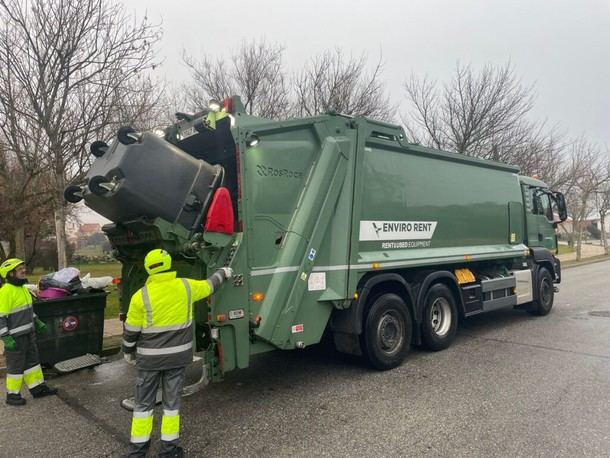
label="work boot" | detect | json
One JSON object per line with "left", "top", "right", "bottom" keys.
{"left": 6, "top": 393, "right": 27, "bottom": 406}
{"left": 126, "top": 440, "right": 150, "bottom": 458}
{"left": 31, "top": 383, "right": 58, "bottom": 398}
{"left": 159, "top": 442, "right": 184, "bottom": 458}
{"left": 165, "top": 447, "right": 184, "bottom": 458}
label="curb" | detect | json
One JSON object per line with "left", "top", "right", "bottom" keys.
{"left": 102, "top": 335, "right": 122, "bottom": 357}
{"left": 561, "top": 256, "right": 610, "bottom": 270}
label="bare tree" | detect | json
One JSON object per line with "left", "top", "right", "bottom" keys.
{"left": 0, "top": 128, "right": 52, "bottom": 260}
{"left": 293, "top": 50, "right": 394, "bottom": 121}
{"left": 562, "top": 139, "right": 610, "bottom": 260}
{"left": 403, "top": 63, "right": 553, "bottom": 163}
{"left": 158, "top": 81, "right": 192, "bottom": 125}
{"left": 183, "top": 40, "right": 290, "bottom": 119}
{"left": 0, "top": 0, "right": 161, "bottom": 268}
{"left": 594, "top": 183, "right": 610, "bottom": 255}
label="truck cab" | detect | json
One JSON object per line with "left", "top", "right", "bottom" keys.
{"left": 520, "top": 176, "right": 568, "bottom": 253}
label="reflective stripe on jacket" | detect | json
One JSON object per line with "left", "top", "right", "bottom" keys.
{"left": 123, "top": 271, "right": 213, "bottom": 371}
{"left": 0, "top": 283, "right": 35, "bottom": 337}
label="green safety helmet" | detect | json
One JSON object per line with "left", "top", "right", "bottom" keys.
{"left": 144, "top": 249, "right": 172, "bottom": 275}
{"left": 0, "top": 258, "right": 24, "bottom": 279}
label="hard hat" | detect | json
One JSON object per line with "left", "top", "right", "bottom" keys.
{"left": 0, "top": 258, "right": 24, "bottom": 279}
{"left": 144, "top": 249, "right": 172, "bottom": 275}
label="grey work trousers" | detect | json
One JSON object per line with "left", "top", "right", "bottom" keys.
{"left": 127, "top": 367, "right": 186, "bottom": 458}
{"left": 4, "top": 332, "right": 45, "bottom": 395}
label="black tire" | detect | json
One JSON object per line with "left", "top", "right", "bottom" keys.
{"left": 90, "top": 140, "right": 109, "bottom": 158}
{"left": 361, "top": 293, "right": 412, "bottom": 370}
{"left": 117, "top": 126, "right": 138, "bottom": 145}
{"left": 528, "top": 267, "right": 554, "bottom": 316}
{"left": 64, "top": 185, "right": 84, "bottom": 203}
{"left": 88, "top": 175, "right": 111, "bottom": 195}
{"left": 420, "top": 283, "right": 458, "bottom": 351}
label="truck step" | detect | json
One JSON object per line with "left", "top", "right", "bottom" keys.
{"left": 53, "top": 353, "right": 102, "bottom": 374}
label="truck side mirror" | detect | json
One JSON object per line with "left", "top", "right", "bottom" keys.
{"left": 553, "top": 192, "right": 568, "bottom": 222}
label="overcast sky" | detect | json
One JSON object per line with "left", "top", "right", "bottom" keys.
{"left": 83, "top": 0, "right": 609, "bottom": 225}
{"left": 117, "top": 0, "right": 610, "bottom": 148}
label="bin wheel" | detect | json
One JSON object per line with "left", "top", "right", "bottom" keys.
{"left": 88, "top": 175, "right": 112, "bottom": 196}
{"left": 117, "top": 126, "right": 138, "bottom": 145}
{"left": 64, "top": 185, "right": 84, "bottom": 203}
{"left": 90, "top": 140, "right": 109, "bottom": 158}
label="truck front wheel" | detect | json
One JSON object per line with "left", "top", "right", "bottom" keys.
{"left": 421, "top": 283, "right": 458, "bottom": 351}
{"left": 528, "top": 267, "right": 554, "bottom": 316}
{"left": 362, "top": 293, "right": 412, "bottom": 370}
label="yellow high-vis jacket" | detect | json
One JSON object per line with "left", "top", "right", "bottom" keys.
{"left": 0, "top": 283, "right": 36, "bottom": 338}
{"left": 122, "top": 271, "right": 214, "bottom": 371}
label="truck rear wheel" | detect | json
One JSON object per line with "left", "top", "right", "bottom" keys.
{"left": 528, "top": 267, "right": 554, "bottom": 316}
{"left": 421, "top": 284, "right": 458, "bottom": 351}
{"left": 362, "top": 293, "right": 412, "bottom": 370}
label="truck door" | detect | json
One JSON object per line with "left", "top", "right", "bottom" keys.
{"left": 523, "top": 185, "right": 556, "bottom": 250}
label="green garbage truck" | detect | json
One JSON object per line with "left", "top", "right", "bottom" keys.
{"left": 65, "top": 96, "right": 568, "bottom": 380}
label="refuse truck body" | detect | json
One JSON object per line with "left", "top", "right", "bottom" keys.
{"left": 67, "top": 96, "right": 568, "bottom": 379}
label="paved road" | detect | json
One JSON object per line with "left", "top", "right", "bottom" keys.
{"left": 1, "top": 261, "right": 609, "bottom": 457}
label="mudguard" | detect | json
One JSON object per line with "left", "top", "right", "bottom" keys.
{"left": 331, "top": 273, "right": 416, "bottom": 336}
{"left": 530, "top": 247, "right": 560, "bottom": 282}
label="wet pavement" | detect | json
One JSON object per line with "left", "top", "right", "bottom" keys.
{"left": 1, "top": 261, "right": 609, "bottom": 457}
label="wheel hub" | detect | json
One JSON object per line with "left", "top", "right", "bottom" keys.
{"left": 430, "top": 298, "right": 452, "bottom": 337}
{"left": 377, "top": 312, "right": 404, "bottom": 354}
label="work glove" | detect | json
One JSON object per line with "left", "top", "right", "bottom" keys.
{"left": 2, "top": 335, "right": 17, "bottom": 352}
{"left": 35, "top": 319, "right": 47, "bottom": 334}
{"left": 220, "top": 267, "right": 233, "bottom": 279}
{"left": 124, "top": 352, "right": 136, "bottom": 366}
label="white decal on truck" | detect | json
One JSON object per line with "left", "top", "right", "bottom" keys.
{"left": 307, "top": 272, "right": 326, "bottom": 291}
{"left": 359, "top": 221, "right": 438, "bottom": 241}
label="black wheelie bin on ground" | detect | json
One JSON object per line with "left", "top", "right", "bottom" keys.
{"left": 33, "top": 292, "right": 107, "bottom": 373}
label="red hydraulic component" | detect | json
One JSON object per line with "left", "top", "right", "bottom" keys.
{"left": 223, "top": 98, "right": 233, "bottom": 113}
{"left": 204, "top": 187, "right": 234, "bottom": 234}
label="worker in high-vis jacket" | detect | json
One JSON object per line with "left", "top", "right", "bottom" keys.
{"left": 0, "top": 258, "right": 57, "bottom": 406}
{"left": 123, "top": 249, "right": 232, "bottom": 458}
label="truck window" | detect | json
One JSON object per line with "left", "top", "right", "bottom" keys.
{"left": 534, "top": 191, "right": 553, "bottom": 221}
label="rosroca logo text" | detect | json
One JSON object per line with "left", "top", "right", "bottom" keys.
{"left": 256, "top": 164, "right": 303, "bottom": 179}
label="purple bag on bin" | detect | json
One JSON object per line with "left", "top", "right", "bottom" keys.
{"left": 38, "top": 287, "right": 70, "bottom": 300}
